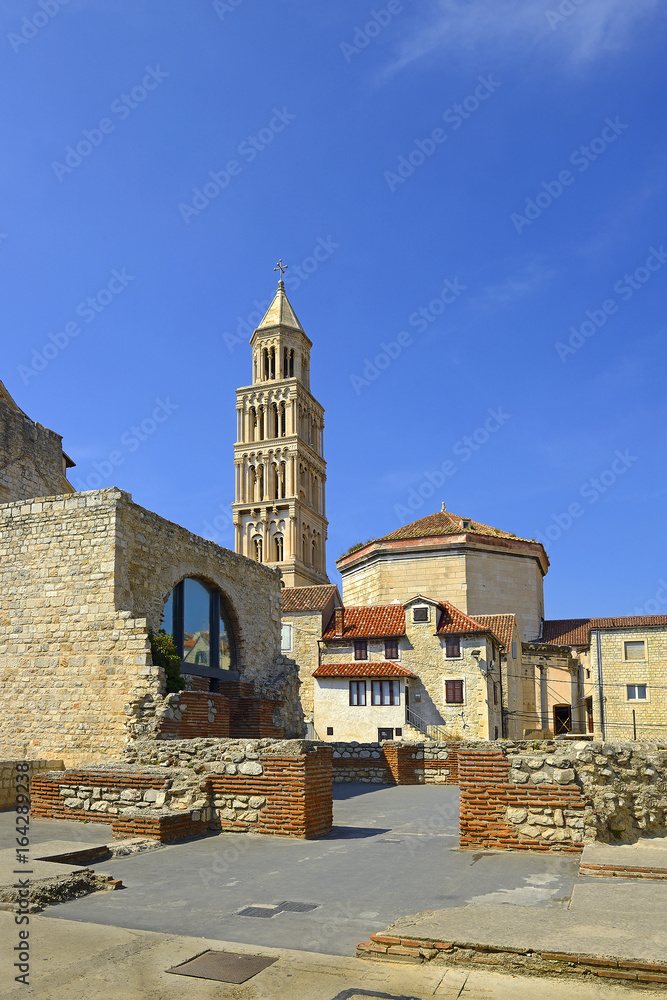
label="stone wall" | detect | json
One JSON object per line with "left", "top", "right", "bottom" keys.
{"left": 590, "top": 627, "right": 667, "bottom": 741}
{"left": 330, "top": 742, "right": 460, "bottom": 785}
{"left": 0, "top": 488, "right": 303, "bottom": 766}
{"left": 0, "top": 390, "right": 72, "bottom": 504}
{"left": 459, "top": 740, "right": 667, "bottom": 852}
{"left": 0, "top": 759, "right": 64, "bottom": 810}
{"left": 30, "top": 738, "right": 332, "bottom": 841}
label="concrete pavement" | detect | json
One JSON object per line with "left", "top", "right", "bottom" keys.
{"left": 0, "top": 911, "right": 658, "bottom": 1000}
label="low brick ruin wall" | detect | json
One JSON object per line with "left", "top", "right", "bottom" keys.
{"left": 459, "top": 741, "right": 667, "bottom": 852}
{"left": 156, "top": 691, "right": 284, "bottom": 740}
{"left": 30, "top": 738, "right": 332, "bottom": 842}
{"left": 330, "top": 742, "right": 459, "bottom": 784}
{"left": 0, "top": 759, "right": 65, "bottom": 809}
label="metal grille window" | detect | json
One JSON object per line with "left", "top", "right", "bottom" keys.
{"left": 371, "top": 680, "right": 400, "bottom": 706}
{"left": 413, "top": 607, "right": 429, "bottom": 622}
{"left": 445, "top": 679, "right": 464, "bottom": 704}
{"left": 354, "top": 640, "right": 368, "bottom": 660}
{"left": 384, "top": 639, "right": 399, "bottom": 659}
{"left": 445, "top": 637, "right": 460, "bottom": 658}
{"left": 349, "top": 680, "right": 366, "bottom": 706}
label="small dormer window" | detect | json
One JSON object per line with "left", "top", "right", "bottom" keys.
{"left": 413, "top": 607, "right": 429, "bottom": 623}
{"left": 462, "top": 519, "right": 472, "bottom": 530}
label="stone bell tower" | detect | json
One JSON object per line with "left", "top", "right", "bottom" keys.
{"left": 232, "top": 264, "right": 329, "bottom": 588}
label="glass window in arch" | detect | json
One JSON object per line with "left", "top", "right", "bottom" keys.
{"left": 162, "top": 578, "right": 235, "bottom": 673}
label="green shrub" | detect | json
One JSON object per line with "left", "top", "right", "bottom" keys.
{"left": 148, "top": 629, "right": 184, "bottom": 693}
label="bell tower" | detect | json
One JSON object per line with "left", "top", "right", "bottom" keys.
{"left": 232, "top": 264, "right": 329, "bottom": 588}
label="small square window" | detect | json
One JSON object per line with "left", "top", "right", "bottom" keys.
{"left": 354, "top": 640, "right": 368, "bottom": 660}
{"left": 511, "top": 641, "right": 517, "bottom": 659}
{"left": 627, "top": 684, "right": 647, "bottom": 701}
{"left": 624, "top": 641, "right": 645, "bottom": 661}
{"left": 384, "top": 639, "right": 398, "bottom": 659}
{"left": 413, "top": 607, "right": 429, "bottom": 623}
{"left": 445, "top": 637, "right": 460, "bottom": 658}
{"left": 445, "top": 679, "right": 464, "bottom": 704}
{"left": 395, "top": 728, "right": 403, "bottom": 737}
{"left": 326, "top": 726, "right": 334, "bottom": 736}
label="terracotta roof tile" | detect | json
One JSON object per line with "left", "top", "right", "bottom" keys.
{"left": 322, "top": 606, "right": 406, "bottom": 639}
{"left": 281, "top": 585, "right": 339, "bottom": 613}
{"left": 473, "top": 614, "right": 516, "bottom": 651}
{"left": 541, "top": 615, "right": 667, "bottom": 647}
{"left": 435, "top": 602, "right": 499, "bottom": 641}
{"left": 313, "top": 661, "right": 416, "bottom": 678}
{"left": 377, "top": 510, "right": 533, "bottom": 544}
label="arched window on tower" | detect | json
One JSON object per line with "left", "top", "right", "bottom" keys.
{"left": 279, "top": 462, "right": 286, "bottom": 499}
{"left": 271, "top": 403, "right": 279, "bottom": 439}
{"left": 271, "top": 463, "right": 280, "bottom": 500}
{"left": 257, "top": 465, "right": 264, "bottom": 501}
{"left": 249, "top": 407, "right": 257, "bottom": 442}
{"left": 254, "top": 536, "right": 263, "bottom": 563}
{"left": 274, "top": 535, "right": 284, "bottom": 562}
{"left": 248, "top": 466, "right": 256, "bottom": 502}
{"left": 312, "top": 539, "right": 317, "bottom": 569}
{"left": 302, "top": 534, "right": 308, "bottom": 563}
{"left": 279, "top": 401, "right": 286, "bottom": 437}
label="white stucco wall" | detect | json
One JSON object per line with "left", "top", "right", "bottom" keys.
{"left": 313, "top": 676, "right": 407, "bottom": 742}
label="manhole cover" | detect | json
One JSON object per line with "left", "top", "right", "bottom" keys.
{"left": 167, "top": 950, "right": 276, "bottom": 984}
{"left": 278, "top": 900, "right": 319, "bottom": 913}
{"left": 238, "top": 905, "right": 281, "bottom": 918}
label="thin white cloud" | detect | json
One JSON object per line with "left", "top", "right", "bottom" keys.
{"left": 473, "top": 259, "right": 556, "bottom": 307}
{"left": 383, "top": 0, "right": 663, "bottom": 78}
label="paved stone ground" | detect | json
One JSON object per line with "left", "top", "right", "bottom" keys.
{"left": 1, "top": 912, "right": 656, "bottom": 1000}
{"left": 1, "top": 784, "right": 580, "bottom": 957}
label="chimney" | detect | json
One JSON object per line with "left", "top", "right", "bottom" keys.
{"left": 441, "top": 502, "right": 447, "bottom": 512}
{"left": 334, "top": 607, "right": 345, "bottom": 636}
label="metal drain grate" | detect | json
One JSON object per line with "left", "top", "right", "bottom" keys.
{"left": 237, "top": 905, "right": 281, "bottom": 918}
{"left": 167, "top": 950, "right": 277, "bottom": 984}
{"left": 278, "top": 900, "right": 319, "bottom": 913}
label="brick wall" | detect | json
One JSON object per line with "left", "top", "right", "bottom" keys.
{"left": 0, "top": 759, "right": 64, "bottom": 810}
{"left": 29, "top": 745, "right": 333, "bottom": 842}
{"left": 330, "top": 742, "right": 460, "bottom": 785}
{"left": 458, "top": 747, "right": 587, "bottom": 853}
{"left": 158, "top": 692, "right": 231, "bottom": 739}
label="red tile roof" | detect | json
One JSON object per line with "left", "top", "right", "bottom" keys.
{"left": 313, "top": 662, "right": 416, "bottom": 678}
{"left": 435, "top": 602, "right": 502, "bottom": 644}
{"left": 378, "top": 510, "right": 533, "bottom": 544}
{"left": 281, "top": 585, "right": 339, "bottom": 613}
{"left": 473, "top": 614, "right": 516, "bottom": 652}
{"left": 323, "top": 606, "right": 406, "bottom": 639}
{"left": 542, "top": 615, "right": 667, "bottom": 647}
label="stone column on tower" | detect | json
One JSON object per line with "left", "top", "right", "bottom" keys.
{"left": 231, "top": 269, "right": 329, "bottom": 588}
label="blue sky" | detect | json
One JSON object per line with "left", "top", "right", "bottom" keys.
{"left": 2, "top": 0, "right": 666, "bottom": 620}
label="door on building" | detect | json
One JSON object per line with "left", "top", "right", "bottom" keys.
{"left": 585, "top": 697, "right": 594, "bottom": 734}
{"left": 378, "top": 728, "right": 394, "bottom": 742}
{"left": 553, "top": 705, "right": 572, "bottom": 736}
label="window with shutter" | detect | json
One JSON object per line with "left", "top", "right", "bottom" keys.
{"left": 445, "top": 679, "right": 464, "bottom": 704}
{"left": 445, "top": 637, "right": 460, "bottom": 658}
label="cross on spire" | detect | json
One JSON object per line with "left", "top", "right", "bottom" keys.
{"left": 274, "top": 259, "right": 288, "bottom": 283}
